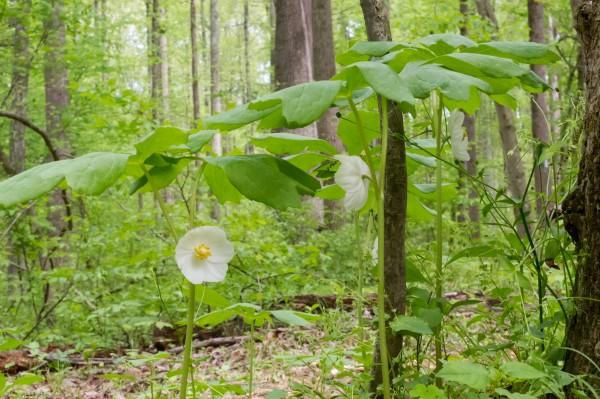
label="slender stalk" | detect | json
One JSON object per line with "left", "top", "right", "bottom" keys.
{"left": 376, "top": 98, "right": 392, "bottom": 399}
{"left": 179, "top": 282, "right": 196, "bottom": 399}
{"left": 142, "top": 164, "right": 178, "bottom": 242}
{"left": 355, "top": 212, "right": 373, "bottom": 347}
{"left": 347, "top": 95, "right": 390, "bottom": 399}
{"left": 248, "top": 321, "right": 255, "bottom": 398}
{"left": 432, "top": 92, "right": 444, "bottom": 372}
{"left": 347, "top": 97, "right": 379, "bottom": 193}
{"left": 146, "top": 162, "right": 207, "bottom": 399}
{"left": 180, "top": 162, "right": 207, "bottom": 397}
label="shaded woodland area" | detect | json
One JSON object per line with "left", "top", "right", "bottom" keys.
{"left": 1, "top": 0, "right": 600, "bottom": 398}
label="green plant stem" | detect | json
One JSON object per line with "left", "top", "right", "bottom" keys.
{"left": 355, "top": 212, "right": 373, "bottom": 347}
{"left": 142, "top": 165, "right": 178, "bottom": 242}
{"left": 432, "top": 91, "right": 444, "bottom": 372}
{"left": 376, "top": 98, "right": 392, "bottom": 399}
{"left": 145, "top": 162, "right": 207, "bottom": 399}
{"left": 347, "top": 97, "right": 379, "bottom": 192}
{"left": 347, "top": 95, "right": 391, "bottom": 399}
{"left": 248, "top": 321, "right": 255, "bottom": 398}
{"left": 179, "top": 282, "right": 196, "bottom": 399}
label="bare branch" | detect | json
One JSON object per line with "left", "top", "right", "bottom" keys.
{"left": 0, "top": 110, "right": 59, "bottom": 161}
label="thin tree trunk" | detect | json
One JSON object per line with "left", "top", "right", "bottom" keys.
{"left": 44, "top": 0, "right": 70, "bottom": 159}
{"left": 43, "top": 0, "right": 72, "bottom": 323}
{"left": 273, "top": 0, "right": 316, "bottom": 138}
{"left": 208, "top": 0, "right": 222, "bottom": 220}
{"left": 496, "top": 103, "right": 530, "bottom": 233}
{"left": 191, "top": 0, "right": 200, "bottom": 122}
{"left": 479, "top": 99, "right": 497, "bottom": 191}
{"left": 200, "top": 0, "right": 208, "bottom": 112}
{"left": 243, "top": 0, "right": 251, "bottom": 103}
{"left": 273, "top": 0, "right": 323, "bottom": 221}
{"left": 562, "top": 1, "right": 600, "bottom": 393}
{"left": 159, "top": 4, "right": 169, "bottom": 120}
{"left": 548, "top": 17, "right": 562, "bottom": 185}
{"left": 268, "top": 0, "right": 276, "bottom": 88}
{"left": 8, "top": 0, "right": 30, "bottom": 175}
{"left": 459, "top": 0, "right": 480, "bottom": 238}
{"left": 148, "top": 0, "right": 162, "bottom": 121}
{"left": 5, "top": 0, "right": 31, "bottom": 297}
{"left": 359, "top": 0, "right": 406, "bottom": 395}
{"left": 210, "top": 0, "right": 222, "bottom": 155}
{"left": 312, "top": 0, "right": 343, "bottom": 226}
{"left": 528, "top": 0, "right": 551, "bottom": 215}
{"left": 476, "top": 0, "right": 530, "bottom": 235}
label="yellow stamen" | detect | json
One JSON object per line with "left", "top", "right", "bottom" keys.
{"left": 194, "top": 244, "right": 212, "bottom": 260}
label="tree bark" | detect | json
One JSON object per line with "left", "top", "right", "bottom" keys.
{"left": 496, "top": 103, "right": 530, "bottom": 234}
{"left": 273, "top": 0, "right": 316, "bottom": 138}
{"left": 527, "top": 0, "right": 551, "bottom": 215}
{"left": 459, "top": 0, "right": 480, "bottom": 238}
{"left": 312, "top": 0, "right": 341, "bottom": 151}
{"left": 273, "top": 0, "right": 323, "bottom": 221}
{"left": 8, "top": 0, "right": 30, "bottom": 175}
{"left": 243, "top": 0, "right": 251, "bottom": 103}
{"left": 190, "top": 0, "right": 200, "bottom": 122}
{"left": 359, "top": 0, "right": 407, "bottom": 394}
{"left": 548, "top": 17, "right": 563, "bottom": 184}
{"left": 44, "top": 0, "right": 70, "bottom": 160}
{"left": 158, "top": 3, "right": 169, "bottom": 120}
{"left": 42, "top": 0, "right": 72, "bottom": 323}
{"left": 210, "top": 0, "right": 222, "bottom": 155}
{"left": 312, "top": 0, "right": 343, "bottom": 226}
{"left": 562, "top": 1, "right": 600, "bottom": 392}
{"left": 148, "top": 0, "right": 168, "bottom": 122}
{"left": 476, "top": 0, "right": 530, "bottom": 235}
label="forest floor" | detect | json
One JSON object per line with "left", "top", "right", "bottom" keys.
{"left": 4, "top": 292, "right": 503, "bottom": 398}
{"left": 8, "top": 325, "right": 363, "bottom": 398}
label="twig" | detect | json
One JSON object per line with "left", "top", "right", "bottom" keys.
{"left": 0, "top": 110, "right": 60, "bottom": 161}
{"left": 168, "top": 335, "right": 251, "bottom": 354}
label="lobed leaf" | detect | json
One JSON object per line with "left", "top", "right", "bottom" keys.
{"left": 251, "top": 133, "right": 337, "bottom": 155}
{"left": 0, "top": 152, "right": 129, "bottom": 208}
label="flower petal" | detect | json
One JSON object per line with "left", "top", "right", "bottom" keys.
{"left": 175, "top": 226, "right": 233, "bottom": 284}
{"left": 201, "top": 262, "right": 228, "bottom": 282}
{"left": 343, "top": 182, "right": 368, "bottom": 210}
{"left": 207, "top": 239, "right": 234, "bottom": 263}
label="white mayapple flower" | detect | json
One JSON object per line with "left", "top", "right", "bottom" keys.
{"left": 334, "top": 155, "right": 371, "bottom": 211}
{"left": 448, "top": 110, "right": 470, "bottom": 162}
{"left": 175, "top": 226, "right": 234, "bottom": 284}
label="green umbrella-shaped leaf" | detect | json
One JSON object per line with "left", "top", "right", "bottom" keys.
{"left": 341, "top": 61, "right": 414, "bottom": 110}
{"left": 204, "top": 155, "right": 320, "bottom": 210}
{"left": 186, "top": 130, "right": 216, "bottom": 152}
{"left": 337, "top": 110, "right": 380, "bottom": 155}
{"left": 390, "top": 315, "right": 433, "bottom": 336}
{"left": 251, "top": 133, "right": 337, "bottom": 155}
{"left": 418, "top": 33, "right": 475, "bottom": 55}
{"left": 437, "top": 360, "right": 491, "bottom": 390}
{"left": 465, "top": 41, "right": 559, "bottom": 64}
{"left": 0, "top": 152, "right": 128, "bottom": 208}
{"left": 204, "top": 163, "right": 243, "bottom": 204}
{"left": 133, "top": 126, "right": 188, "bottom": 162}
{"left": 250, "top": 80, "right": 342, "bottom": 128}
{"left": 400, "top": 62, "right": 494, "bottom": 114}
{"left": 315, "top": 184, "right": 345, "bottom": 200}
{"left": 202, "top": 103, "right": 278, "bottom": 131}
{"left": 500, "top": 362, "right": 547, "bottom": 380}
{"left": 336, "top": 41, "right": 411, "bottom": 65}
{"left": 271, "top": 310, "right": 316, "bottom": 327}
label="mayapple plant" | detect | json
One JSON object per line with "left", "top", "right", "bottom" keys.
{"left": 0, "top": 33, "right": 557, "bottom": 399}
